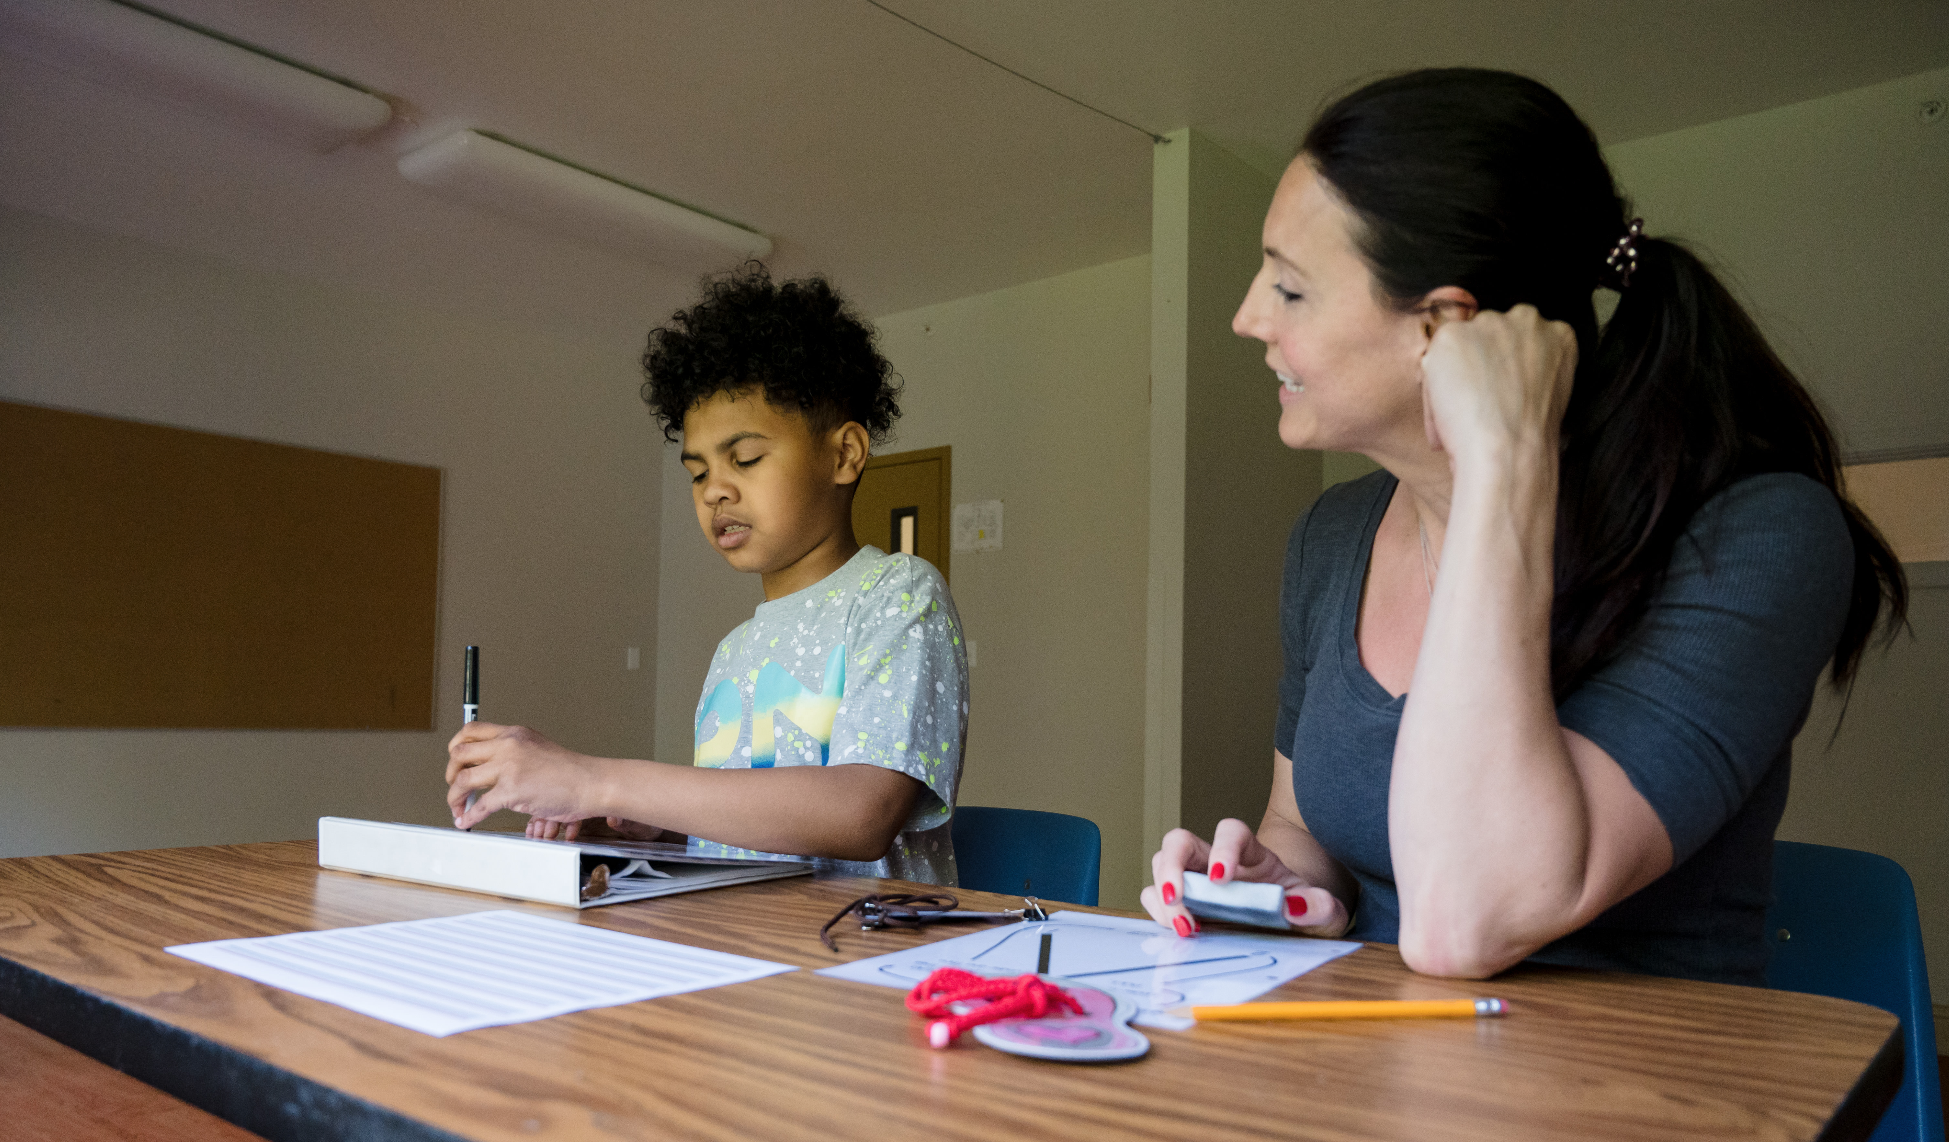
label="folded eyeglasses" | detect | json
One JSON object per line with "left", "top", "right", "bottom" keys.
{"left": 818, "top": 892, "right": 1048, "bottom": 952}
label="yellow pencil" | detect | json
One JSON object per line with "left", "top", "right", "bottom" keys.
{"left": 1176, "top": 998, "right": 1506, "bottom": 1021}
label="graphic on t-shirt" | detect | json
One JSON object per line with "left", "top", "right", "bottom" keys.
{"left": 694, "top": 643, "right": 845, "bottom": 769}
{"left": 694, "top": 677, "right": 743, "bottom": 768}
{"left": 686, "top": 547, "right": 965, "bottom": 884}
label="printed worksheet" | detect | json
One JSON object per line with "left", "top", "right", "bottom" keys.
{"left": 168, "top": 909, "right": 796, "bottom": 1036}
{"left": 817, "top": 910, "right": 1360, "bottom": 1030}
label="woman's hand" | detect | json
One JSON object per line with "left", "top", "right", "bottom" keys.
{"left": 445, "top": 722, "right": 617, "bottom": 832}
{"left": 1141, "top": 818, "right": 1352, "bottom": 939}
{"left": 1419, "top": 304, "right": 1577, "bottom": 471}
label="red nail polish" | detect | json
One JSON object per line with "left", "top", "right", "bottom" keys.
{"left": 1286, "top": 894, "right": 1309, "bottom": 918}
{"left": 1210, "top": 862, "right": 1226, "bottom": 881}
{"left": 1161, "top": 882, "right": 1177, "bottom": 905}
{"left": 1173, "top": 916, "right": 1192, "bottom": 937}
{"left": 1190, "top": 917, "right": 1201, "bottom": 933}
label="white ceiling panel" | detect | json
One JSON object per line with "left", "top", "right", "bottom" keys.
{"left": 2, "top": 0, "right": 1942, "bottom": 339}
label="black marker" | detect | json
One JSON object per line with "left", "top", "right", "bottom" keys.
{"left": 463, "top": 645, "right": 480, "bottom": 725}
{"left": 462, "top": 646, "right": 481, "bottom": 820}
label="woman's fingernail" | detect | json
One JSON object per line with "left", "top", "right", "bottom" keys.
{"left": 1173, "top": 916, "right": 1192, "bottom": 938}
{"left": 1210, "top": 862, "right": 1226, "bottom": 881}
{"left": 1190, "top": 917, "right": 1201, "bottom": 933}
{"left": 1161, "top": 882, "right": 1177, "bottom": 905}
{"left": 1287, "top": 894, "right": 1309, "bottom": 918}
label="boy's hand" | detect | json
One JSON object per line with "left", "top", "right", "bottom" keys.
{"left": 525, "top": 817, "right": 587, "bottom": 841}
{"left": 525, "top": 816, "right": 669, "bottom": 843}
{"left": 445, "top": 722, "right": 613, "bottom": 831}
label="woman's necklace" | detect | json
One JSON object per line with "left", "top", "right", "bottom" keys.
{"left": 1416, "top": 517, "right": 1437, "bottom": 598}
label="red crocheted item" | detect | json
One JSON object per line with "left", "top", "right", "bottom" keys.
{"left": 905, "top": 967, "right": 1083, "bottom": 1048}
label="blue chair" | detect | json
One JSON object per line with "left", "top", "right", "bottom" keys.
{"left": 1765, "top": 841, "right": 1943, "bottom": 1142}
{"left": 951, "top": 806, "right": 1101, "bottom": 906}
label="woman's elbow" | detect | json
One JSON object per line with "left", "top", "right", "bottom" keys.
{"left": 1397, "top": 920, "right": 1527, "bottom": 980}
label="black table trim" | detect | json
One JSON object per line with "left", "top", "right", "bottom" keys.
{"left": 1815, "top": 1018, "right": 1904, "bottom": 1142}
{"left": 0, "top": 956, "right": 467, "bottom": 1142}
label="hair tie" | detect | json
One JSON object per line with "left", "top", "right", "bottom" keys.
{"left": 1604, "top": 218, "right": 1644, "bottom": 289}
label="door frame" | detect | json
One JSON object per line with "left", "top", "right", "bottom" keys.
{"left": 859, "top": 444, "right": 952, "bottom": 583}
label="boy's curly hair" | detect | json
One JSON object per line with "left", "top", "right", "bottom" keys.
{"left": 640, "top": 262, "right": 902, "bottom": 445}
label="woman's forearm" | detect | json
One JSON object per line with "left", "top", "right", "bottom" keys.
{"left": 1389, "top": 449, "right": 1590, "bottom": 976}
{"left": 591, "top": 759, "right": 922, "bottom": 862}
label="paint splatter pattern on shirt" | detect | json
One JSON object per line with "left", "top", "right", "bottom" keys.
{"left": 688, "top": 546, "right": 967, "bottom": 885}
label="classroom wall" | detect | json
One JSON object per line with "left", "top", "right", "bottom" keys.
{"left": 0, "top": 204, "right": 661, "bottom": 857}
{"left": 1607, "top": 66, "right": 1949, "bottom": 996}
{"left": 1605, "top": 66, "right": 1949, "bottom": 460}
{"left": 652, "top": 255, "right": 1154, "bottom": 908}
{"left": 1148, "top": 130, "right": 1321, "bottom": 852}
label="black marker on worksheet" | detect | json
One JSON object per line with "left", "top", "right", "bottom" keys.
{"left": 462, "top": 646, "right": 480, "bottom": 821}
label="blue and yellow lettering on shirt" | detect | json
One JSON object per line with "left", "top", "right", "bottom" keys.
{"left": 686, "top": 545, "right": 968, "bottom": 885}
{"left": 695, "top": 643, "right": 845, "bottom": 768}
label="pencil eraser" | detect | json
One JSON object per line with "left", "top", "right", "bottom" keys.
{"left": 1181, "top": 871, "right": 1290, "bottom": 930}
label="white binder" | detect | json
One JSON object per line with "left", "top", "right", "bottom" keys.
{"left": 317, "top": 817, "right": 813, "bottom": 909}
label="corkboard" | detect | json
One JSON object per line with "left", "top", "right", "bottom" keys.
{"left": 0, "top": 401, "right": 441, "bottom": 729}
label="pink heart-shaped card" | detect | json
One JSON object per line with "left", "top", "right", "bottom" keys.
{"left": 969, "top": 979, "right": 1150, "bottom": 1062}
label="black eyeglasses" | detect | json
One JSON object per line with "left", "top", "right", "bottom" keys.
{"left": 818, "top": 892, "right": 1048, "bottom": 952}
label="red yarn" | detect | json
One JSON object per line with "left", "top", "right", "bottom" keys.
{"left": 905, "top": 967, "right": 1083, "bottom": 1048}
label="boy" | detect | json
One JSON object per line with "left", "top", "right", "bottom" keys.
{"left": 446, "top": 265, "right": 967, "bottom": 884}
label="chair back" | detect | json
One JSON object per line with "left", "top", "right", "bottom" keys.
{"left": 1766, "top": 841, "right": 1943, "bottom": 1142}
{"left": 950, "top": 806, "right": 1101, "bottom": 906}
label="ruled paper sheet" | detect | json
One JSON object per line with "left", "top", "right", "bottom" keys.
{"left": 166, "top": 910, "right": 796, "bottom": 1036}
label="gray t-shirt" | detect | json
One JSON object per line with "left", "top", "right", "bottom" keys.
{"left": 689, "top": 546, "right": 967, "bottom": 885}
{"left": 1276, "top": 471, "right": 1853, "bottom": 984}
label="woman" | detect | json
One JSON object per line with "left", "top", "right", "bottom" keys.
{"left": 1143, "top": 69, "right": 1906, "bottom": 984}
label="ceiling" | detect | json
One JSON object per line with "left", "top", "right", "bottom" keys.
{"left": 3, "top": 0, "right": 1945, "bottom": 343}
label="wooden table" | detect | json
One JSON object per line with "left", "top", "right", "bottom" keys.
{"left": 0, "top": 841, "right": 1902, "bottom": 1142}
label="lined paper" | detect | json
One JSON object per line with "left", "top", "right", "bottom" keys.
{"left": 167, "top": 910, "right": 795, "bottom": 1036}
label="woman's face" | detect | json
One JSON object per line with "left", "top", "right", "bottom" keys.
{"left": 1233, "top": 159, "right": 1431, "bottom": 454}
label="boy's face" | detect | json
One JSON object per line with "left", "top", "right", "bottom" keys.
{"left": 679, "top": 390, "right": 868, "bottom": 599}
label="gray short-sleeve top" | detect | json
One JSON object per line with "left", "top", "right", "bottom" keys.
{"left": 1275, "top": 470, "right": 1854, "bottom": 984}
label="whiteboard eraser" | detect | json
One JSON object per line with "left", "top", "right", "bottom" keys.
{"left": 1181, "top": 871, "right": 1289, "bottom": 931}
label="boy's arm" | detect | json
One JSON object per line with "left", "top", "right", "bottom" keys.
{"left": 447, "top": 722, "right": 922, "bottom": 861}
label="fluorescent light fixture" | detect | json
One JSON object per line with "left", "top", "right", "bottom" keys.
{"left": 0, "top": 0, "right": 391, "bottom": 152}
{"left": 398, "top": 130, "right": 773, "bottom": 267}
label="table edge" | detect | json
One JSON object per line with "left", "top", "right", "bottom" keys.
{"left": 1815, "top": 1020, "right": 1906, "bottom": 1142}
{"left": 0, "top": 844, "right": 1912, "bottom": 1142}
{"left": 0, "top": 953, "right": 467, "bottom": 1142}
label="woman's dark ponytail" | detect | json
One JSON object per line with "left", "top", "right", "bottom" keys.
{"left": 1304, "top": 68, "right": 1907, "bottom": 694}
{"left": 1558, "top": 237, "right": 1907, "bottom": 690}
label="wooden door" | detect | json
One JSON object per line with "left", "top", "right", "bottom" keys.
{"left": 851, "top": 445, "right": 950, "bottom": 582}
